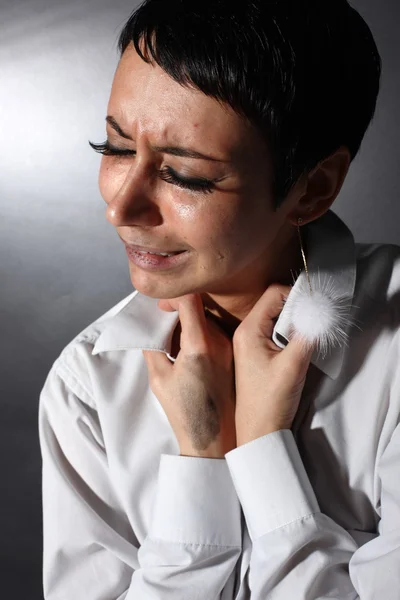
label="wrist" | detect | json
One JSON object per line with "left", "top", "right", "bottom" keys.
{"left": 237, "top": 425, "right": 289, "bottom": 446}
{"left": 179, "top": 446, "right": 226, "bottom": 459}
{"left": 179, "top": 441, "right": 228, "bottom": 459}
{"left": 179, "top": 433, "right": 236, "bottom": 458}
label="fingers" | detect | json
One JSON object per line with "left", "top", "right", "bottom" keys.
{"left": 143, "top": 350, "right": 172, "bottom": 386}
{"left": 157, "top": 299, "right": 178, "bottom": 312}
{"left": 285, "top": 330, "right": 316, "bottom": 366}
{"left": 243, "top": 283, "right": 292, "bottom": 339}
{"left": 158, "top": 294, "right": 209, "bottom": 354}
{"left": 177, "top": 295, "right": 210, "bottom": 353}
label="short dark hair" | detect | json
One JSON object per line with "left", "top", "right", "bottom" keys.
{"left": 117, "top": 0, "right": 381, "bottom": 208}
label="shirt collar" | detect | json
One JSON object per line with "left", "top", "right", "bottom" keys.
{"left": 92, "top": 209, "right": 356, "bottom": 380}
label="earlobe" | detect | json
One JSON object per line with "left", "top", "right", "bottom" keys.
{"left": 286, "top": 201, "right": 320, "bottom": 228}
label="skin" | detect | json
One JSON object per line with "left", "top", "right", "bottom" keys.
{"left": 144, "top": 294, "right": 237, "bottom": 456}
{"left": 144, "top": 285, "right": 316, "bottom": 456}
{"left": 99, "top": 42, "right": 352, "bottom": 457}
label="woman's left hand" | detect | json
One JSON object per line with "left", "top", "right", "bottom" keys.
{"left": 232, "top": 283, "right": 316, "bottom": 447}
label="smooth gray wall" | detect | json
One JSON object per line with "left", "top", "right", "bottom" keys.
{"left": 0, "top": 1, "right": 398, "bottom": 597}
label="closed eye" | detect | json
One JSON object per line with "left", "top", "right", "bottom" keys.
{"left": 89, "top": 140, "right": 217, "bottom": 194}
{"left": 89, "top": 140, "right": 135, "bottom": 157}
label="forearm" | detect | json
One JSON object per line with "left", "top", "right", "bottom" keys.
{"left": 40, "top": 366, "right": 242, "bottom": 600}
{"left": 126, "top": 454, "right": 242, "bottom": 599}
{"left": 225, "top": 430, "right": 361, "bottom": 599}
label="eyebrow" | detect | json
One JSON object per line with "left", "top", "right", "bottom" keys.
{"left": 105, "top": 116, "right": 229, "bottom": 163}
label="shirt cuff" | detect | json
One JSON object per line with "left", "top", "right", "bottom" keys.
{"left": 149, "top": 454, "right": 242, "bottom": 547}
{"left": 225, "top": 429, "right": 320, "bottom": 541}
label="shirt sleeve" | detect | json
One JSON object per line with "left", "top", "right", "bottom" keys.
{"left": 225, "top": 427, "right": 400, "bottom": 599}
{"left": 38, "top": 358, "right": 242, "bottom": 600}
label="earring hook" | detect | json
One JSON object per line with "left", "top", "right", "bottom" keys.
{"left": 297, "top": 218, "right": 313, "bottom": 295}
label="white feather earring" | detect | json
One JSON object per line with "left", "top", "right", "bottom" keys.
{"left": 285, "top": 218, "right": 357, "bottom": 359}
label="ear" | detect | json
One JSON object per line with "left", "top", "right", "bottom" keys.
{"left": 286, "top": 145, "right": 352, "bottom": 225}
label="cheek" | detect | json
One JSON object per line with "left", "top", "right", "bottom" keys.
{"left": 203, "top": 199, "right": 268, "bottom": 250}
{"left": 174, "top": 199, "right": 236, "bottom": 249}
{"left": 165, "top": 197, "right": 220, "bottom": 248}
{"left": 205, "top": 199, "right": 277, "bottom": 270}
{"left": 173, "top": 197, "right": 262, "bottom": 265}
{"left": 228, "top": 197, "right": 273, "bottom": 245}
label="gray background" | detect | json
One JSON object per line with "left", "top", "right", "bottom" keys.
{"left": 0, "top": 0, "right": 399, "bottom": 597}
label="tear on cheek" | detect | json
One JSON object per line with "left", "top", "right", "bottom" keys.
{"left": 175, "top": 204, "right": 198, "bottom": 219}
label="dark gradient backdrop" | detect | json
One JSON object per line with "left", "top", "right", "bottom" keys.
{"left": 0, "top": 0, "right": 399, "bottom": 597}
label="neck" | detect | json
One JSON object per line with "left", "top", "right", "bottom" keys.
{"left": 201, "top": 226, "right": 306, "bottom": 339}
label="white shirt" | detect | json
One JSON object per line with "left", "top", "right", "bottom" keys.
{"left": 38, "top": 209, "right": 400, "bottom": 599}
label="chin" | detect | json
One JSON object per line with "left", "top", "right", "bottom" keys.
{"left": 128, "top": 266, "right": 198, "bottom": 299}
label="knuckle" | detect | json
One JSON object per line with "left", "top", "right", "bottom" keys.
{"left": 184, "top": 350, "right": 209, "bottom": 368}
{"left": 186, "top": 334, "right": 210, "bottom": 356}
{"left": 233, "top": 325, "right": 251, "bottom": 347}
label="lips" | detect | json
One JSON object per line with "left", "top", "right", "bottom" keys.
{"left": 124, "top": 242, "right": 185, "bottom": 256}
{"left": 125, "top": 245, "right": 190, "bottom": 271}
{"left": 135, "top": 249, "right": 182, "bottom": 257}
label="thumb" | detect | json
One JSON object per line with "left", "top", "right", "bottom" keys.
{"left": 158, "top": 299, "right": 178, "bottom": 312}
{"left": 142, "top": 350, "right": 173, "bottom": 384}
{"left": 284, "top": 330, "right": 316, "bottom": 370}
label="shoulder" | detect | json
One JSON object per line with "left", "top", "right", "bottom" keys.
{"left": 62, "top": 289, "right": 139, "bottom": 355}
{"left": 65, "top": 290, "right": 139, "bottom": 350}
{"left": 41, "top": 290, "right": 140, "bottom": 405}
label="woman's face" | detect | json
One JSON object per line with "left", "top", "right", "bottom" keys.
{"left": 99, "top": 43, "right": 302, "bottom": 300}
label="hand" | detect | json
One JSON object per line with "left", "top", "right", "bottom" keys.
{"left": 143, "top": 294, "right": 236, "bottom": 459}
{"left": 232, "top": 283, "right": 316, "bottom": 446}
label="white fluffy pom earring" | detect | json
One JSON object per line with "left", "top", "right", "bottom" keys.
{"left": 285, "top": 217, "right": 356, "bottom": 359}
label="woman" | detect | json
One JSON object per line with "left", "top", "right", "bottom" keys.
{"left": 38, "top": 1, "right": 400, "bottom": 598}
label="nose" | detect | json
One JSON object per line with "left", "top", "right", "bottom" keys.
{"left": 105, "top": 161, "right": 163, "bottom": 228}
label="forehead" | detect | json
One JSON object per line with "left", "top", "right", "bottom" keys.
{"left": 108, "top": 43, "right": 265, "bottom": 160}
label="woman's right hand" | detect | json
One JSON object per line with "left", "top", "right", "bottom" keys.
{"left": 143, "top": 294, "right": 236, "bottom": 458}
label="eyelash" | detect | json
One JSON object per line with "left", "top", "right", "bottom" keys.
{"left": 89, "top": 140, "right": 215, "bottom": 194}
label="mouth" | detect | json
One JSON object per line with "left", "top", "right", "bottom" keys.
{"left": 123, "top": 242, "right": 186, "bottom": 257}
{"left": 123, "top": 243, "right": 190, "bottom": 271}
